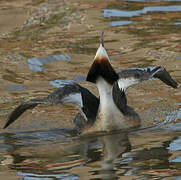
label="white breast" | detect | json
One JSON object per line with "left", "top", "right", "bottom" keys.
{"left": 96, "top": 77, "right": 127, "bottom": 131}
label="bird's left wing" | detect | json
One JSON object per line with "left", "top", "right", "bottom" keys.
{"left": 117, "top": 66, "right": 178, "bottom": 91}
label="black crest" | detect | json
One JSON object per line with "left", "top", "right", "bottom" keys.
{"left": 86, "top": 59, "right": 119, "bottom": 84}
{"left": 86, "top": 32, "right": 119, "bottom": 84}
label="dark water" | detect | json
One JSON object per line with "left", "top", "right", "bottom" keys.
{"left": 1, "top": 124, "right": 181, "bottom": 179}
{"left": 0, "top": 0, "right": 181, "bottom": 179}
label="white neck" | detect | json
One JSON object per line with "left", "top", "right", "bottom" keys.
{"left": 96, "top": 77, "right": 126, "bottom": 131}
{"left": 96, "top": 77, "right": 112, "bottom": 103}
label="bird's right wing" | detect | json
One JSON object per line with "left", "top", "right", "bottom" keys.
{"left": 3, "top": 83, "right": 99, "bottom": 129}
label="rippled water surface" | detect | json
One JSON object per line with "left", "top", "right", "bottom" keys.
{"left": 0, "top": 0, "right": 180, "bottom": 179}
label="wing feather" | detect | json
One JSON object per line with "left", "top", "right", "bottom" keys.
{"left": 117, "top": 66, "right": 178, "bottom": 90}
{"left": 4, "top": 83, "right": 99, "bottom": 129}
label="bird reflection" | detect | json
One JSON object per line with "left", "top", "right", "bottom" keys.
{"left": 100, "top": 132, "right": 131, "bottom": 179}
{"left": 1, "top": 130, "right": 131, "bottom": 179}
{"left": 1, "top": 129, "right": 172, "bottom": 179}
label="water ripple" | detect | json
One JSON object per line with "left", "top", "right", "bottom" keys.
{"left": 7, "top": 85, "right": 24, "bottom": 91}
{"left": 49, "top": 80, "right": 75, "bottom": 88}
{"left": 109, "top": 20, "right": 133, "bottom": 26}
{"left": 103, "top": 5, "right": 181, "bottom": 18}
{"left": 28, "top": 54, "right": 71, "bottom": 72}
{"left": 17, "top": 172, "right": 79, "bottom": 180}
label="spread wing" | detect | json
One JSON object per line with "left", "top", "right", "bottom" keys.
{"left": 3, "top": 83, "right": 99, "bottom": 129}
{"left": 117, "top": 66, "right": 178, "bottom": 90}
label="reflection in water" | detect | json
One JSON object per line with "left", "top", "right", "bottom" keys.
{"left": 168, "top": 136, "right": 181, "bottom": 151}
{"left": 103, "top": 5, "right": 181, "bottom": 27}
{"left": 49, "top": 79, "right": 75, "bottom": 88}
{"left": 28, "top": 54, "right": 71, "bottom": 72}
{"left": 1, "top": 130, "right": 130, "bottom": 179}
{"left": 17, "top": 172, "right": 79, "bottom": 180}
{"left": 169, "top": 136, "right": 181, "bottom": 163}
{"left": 8, "top": 85, "right": 24, "bottom": 91}
{"left": 74, "top": 75, "right": 86, "bottom": 82}
{"left": 1, "top": 126, "right": 181, "bottom": 179}
{"left": 0, "top": 0, "right": 181, "bottom": 179}
{"left": 100, "top": 132, "right": 130, "bottom": 179}
{"left": 49, "top": 77, "right": 86, "bottom": 88}
{"left": 109, "top": 20, "right": 133, "bottom": 27}
{"left": 144, "top": 105, "right": 181, "bottom": 125}
{"left": 173, "top": 22, "right": 181, "bottom": 26}
{"left": 125, "top": 0, "right": 181, "bottom": 2}
{"left": 103, "top": 5, "right": 181, "bottom": 18}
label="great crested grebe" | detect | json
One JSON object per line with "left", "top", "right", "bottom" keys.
{"left": 3, "top": 32, "right": 178, "bottom": 133}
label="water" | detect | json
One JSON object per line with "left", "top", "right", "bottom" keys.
{"left": 0, "top": 0, "right": 181, "bottom": 179}
{"left": 109, "top": 20, "right": 133, "bottom": 27}
{"left": 28, "top": 54, "right": 71, "bottom": 72}
{"left": 49, "top": 80, "right": 76, "bottom": 88}
{"left": 1, "top": 125, "right": 181, "bottom": 179}
{"left": 103, "top": 4, "right": 181, "bottom": 29}
{"left": 8, "top": 85, "right": 24, "bottom": 91}
{"left": 103, "top": 5, "right": 181, "bottom": 18}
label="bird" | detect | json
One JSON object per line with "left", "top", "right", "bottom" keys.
{"left": 3, "top": 32, "right": 178, "bottom": 133}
